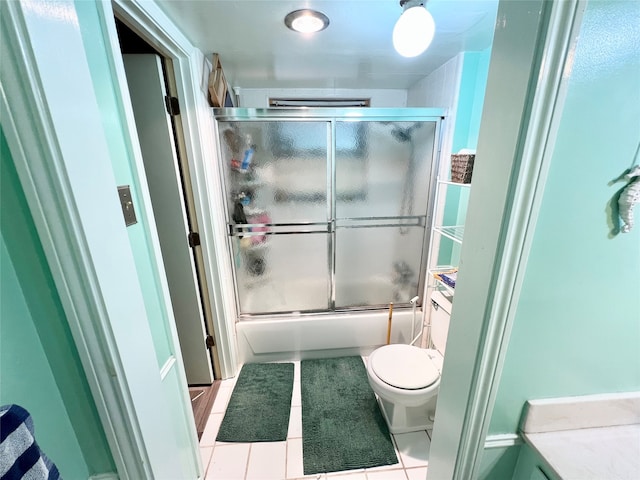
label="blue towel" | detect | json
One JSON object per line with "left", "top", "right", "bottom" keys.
{"left": 0, "top": 404, "right": 60, "bottom": 480}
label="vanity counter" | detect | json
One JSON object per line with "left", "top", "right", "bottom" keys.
{"left": 515, "top": 392, "right": 640, "bottom": 480}
{"left": 524, "top": 424, "right": 640, "bottom": 480}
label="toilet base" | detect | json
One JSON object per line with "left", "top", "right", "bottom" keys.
{"left": 376, "top": 395, "right": 437, "bottom": 434}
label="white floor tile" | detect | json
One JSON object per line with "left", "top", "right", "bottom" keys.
{"left": 291, "top": 382, "right": 302, "bottom": 407}
{"left": 246, "top": 442, "right": 287, "bottom": 479}
{"left": 200, "top": 446, "right": 213, "bottom": 472}
{"left": 288, "top": 405, "right": 303, "bottom": 438}
{"left": 293, "top": 361, "right": 301, "bottom": 383}
{"left": 205, "top": 443, "right": 250, "bottom": 479}
{"left": 286, "top": 438, "right": 305, "bottom": 479}
{"left": 200, "top": 413, "right": 224, "bottom": 446}
{"left": 211, "top": 385, "right": 234, "bottom": 414}
{"left": 366, "top": 468, "right": 408, "bottom": 479}
{"left": 426, "top": 428, "right": 433, "bottom": 440}
{"left": 205, "top": 358, "right": 435, "bottom": 480}
{"left": 405, "top": 466, "right": 428, "bottom": 480}
{"left": 394, "top": 431, "right": 431, "bottom": 468}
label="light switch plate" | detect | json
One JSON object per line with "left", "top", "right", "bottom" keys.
{"left": 118, "top": 185, "right": 137, "bottom": 226}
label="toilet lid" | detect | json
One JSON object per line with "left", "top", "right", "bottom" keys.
{"left": 371, "top": 344, "right": 439, "bottom": 390}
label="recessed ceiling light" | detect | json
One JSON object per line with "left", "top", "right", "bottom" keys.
{"left": 284, "top": 9, "right": 330, "bottom": 34}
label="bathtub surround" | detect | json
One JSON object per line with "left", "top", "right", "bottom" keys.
{"left": 301, "top": 356, "right": 398, "bottom": 474}
{"left": 216, "top": 363, "right": 294, "bottom": 442}
{"left": 237, "top": 309, "right": 417, "bottom": 364}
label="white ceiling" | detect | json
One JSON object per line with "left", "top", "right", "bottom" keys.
{"left": 156, "top": 0, "right": 499, "bottom": 90}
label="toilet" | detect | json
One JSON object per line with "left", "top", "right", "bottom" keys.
{"left": 366, "top": 290, "right": 452, "bottom": 434}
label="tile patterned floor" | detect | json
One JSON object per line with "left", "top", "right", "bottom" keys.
{"left": 199, "top": 359, "right": 432, "bottom": 479}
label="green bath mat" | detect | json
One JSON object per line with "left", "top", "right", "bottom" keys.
{"left": 301, "top": 356, "right": 399, "bottom": 474}
{"left": 216, "top": 362, "right": 294, "bottom": 442}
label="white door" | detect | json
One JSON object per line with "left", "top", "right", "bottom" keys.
{"left": 1, "top": 0, "right": 204, "bottom": 477}
{"left": 123, "top": 54, "right": 213, "bottom": 385}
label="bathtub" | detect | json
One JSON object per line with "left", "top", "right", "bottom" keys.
{"left": 236, "top": 308, "right": 423, "bottom": 364}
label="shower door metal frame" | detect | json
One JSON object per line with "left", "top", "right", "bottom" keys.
{"left": 214, "top": 108, "right": 445, "bottom": 317}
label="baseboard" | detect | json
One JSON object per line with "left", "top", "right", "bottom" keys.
{"left": 484, "top": 433, "right": 522, "bottom": 449}
{"left": 521, "top": 391, "right": 640, "bottom": 433}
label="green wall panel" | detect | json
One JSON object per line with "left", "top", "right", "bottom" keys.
{"left": 0, "top": 128, "right": 115, "bottom": 475}
{"left": 478, "top": 445, "right": 521, "bottom": 480}
{"left": 488, "top": 0, "right": 640, "bottom": 435}
{"left": 441, "top": 49, "right": 492, "bottom": 265}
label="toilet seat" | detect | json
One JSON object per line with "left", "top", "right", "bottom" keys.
{"left": 370, "top": 344, "right": 440, "bottom": 390}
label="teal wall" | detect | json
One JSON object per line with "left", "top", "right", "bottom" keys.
{"left": 74, "top": 0, "right": 174, "bottom": 368}
{"left": 452, "top": 49, "right": 492, "bottom": 154}
{"left": 439, "top": 49, "right": 492, "bottom": 265}
{"left": 0, "top": 128, "right": 115, "bottom": 477}
{"left": 487, "top": 0, "right": 640, "bottom": 436}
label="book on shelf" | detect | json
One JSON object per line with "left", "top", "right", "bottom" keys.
{"left": 433, "top": 268, "right": 458, "bottom": 289}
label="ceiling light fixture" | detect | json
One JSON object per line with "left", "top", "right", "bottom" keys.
{"left": 393, "top": 0, "right": 435, "bottom": 58}
{"left": 284, "top": 9, "right": 330, "bottom": 34}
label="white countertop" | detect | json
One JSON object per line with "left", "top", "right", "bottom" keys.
{"left": 525, "top": 424, "right": 640, "bottom": 480}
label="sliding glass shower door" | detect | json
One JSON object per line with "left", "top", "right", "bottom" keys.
{"left": 215, "top": 109, "right": 441, "bottom": 316}
{"left": 334, "top": 120, "right": 436, "bottom": 308}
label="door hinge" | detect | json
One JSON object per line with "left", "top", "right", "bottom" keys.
{"left": 205, "top": 335, "right": 215, "bottom": 348}
{"left": 188, "top": 231, "right": 201, "bottom": 247}
{"left": 164, "top": 95, "right": 180, "bottom": 116}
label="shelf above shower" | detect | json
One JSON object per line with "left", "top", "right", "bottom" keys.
{"left": 433, "top": 225, "right": 464, "bottom": 244}
{"left": 438, "top": 180, "right": 472, "bottom": 187}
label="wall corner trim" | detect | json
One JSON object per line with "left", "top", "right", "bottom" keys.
{"left": 484, "top": 433, "right": 522, "bottom": 449}
{"left": 433, "top": 1, "right": 589, "bottom": 479}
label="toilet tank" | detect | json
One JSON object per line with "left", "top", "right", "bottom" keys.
{"left": 430, "top": 290, "right": 453, "bottom": 354}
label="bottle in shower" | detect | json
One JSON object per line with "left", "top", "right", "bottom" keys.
{"left": 240, "top": 134, "right": 255, "bottom": 173}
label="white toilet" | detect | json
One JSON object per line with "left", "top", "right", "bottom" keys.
{"left": 366, "top": 290, "right": 452, "bottom": 434}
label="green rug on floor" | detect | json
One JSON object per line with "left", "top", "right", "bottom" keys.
{"left": 216, "top": 362, "right": 294, "bottom": 442}
{"left": 301, "top": 356, "right": 399, "bottom": 475}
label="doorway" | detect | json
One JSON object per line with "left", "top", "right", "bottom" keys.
{"left": 114, "top": 18, "right": 220, "bottom": 389}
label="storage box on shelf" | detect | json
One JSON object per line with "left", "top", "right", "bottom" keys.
{"left": 450, "top": 153, "right": 475, "bottom": 184}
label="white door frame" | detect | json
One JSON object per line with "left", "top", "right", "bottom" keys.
{"left": 427, "top": 0, "right": 586, "bottom": 478}
{"left": 0, "top": 0, "right": 186, "bottom": 476}
{"left": 104, "top": 0, "right": 240, "bottom": 380}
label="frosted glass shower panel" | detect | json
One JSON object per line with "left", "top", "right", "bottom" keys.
{"left": 335, "top": 121, "right": 436, "bottom": 219}
{"left": 231, "top": 233, "right": 330, "bottom": 314}
{"left": 335, "top": 226, "right": 425, "bottom": 308}
{"left": 219, "top": 121, "right": 329, "bottom": 224}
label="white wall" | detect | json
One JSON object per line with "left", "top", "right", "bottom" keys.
{"left": 407, "top": 55, "right": 463, "bottom": 109}
{"left": 237, "top": 87, "right": 407, "bottom": 107}
{"left": 407, "top": 54, "right": 463, "bottom": 179}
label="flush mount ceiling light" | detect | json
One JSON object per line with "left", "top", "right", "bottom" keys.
{"left": 284, "top": 9, "right": 330, "bottom": 34}
{"left": 393, "top": 0, "right": 436, "bottom": 58}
